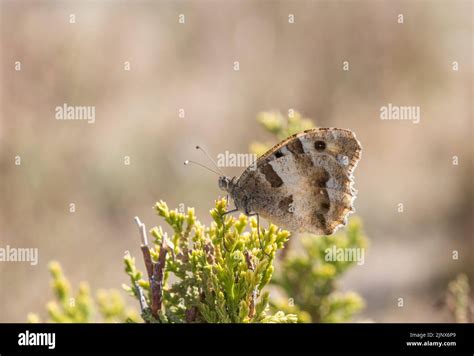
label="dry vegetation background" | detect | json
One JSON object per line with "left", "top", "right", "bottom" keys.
{"left": 0, "top": 0, "right": 472, "bottom": 322}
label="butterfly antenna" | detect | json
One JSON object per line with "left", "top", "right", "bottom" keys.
{"left": 195, "top": 145, "right": 225, "bottom": 175}
{"left": 184, "top": 160, "right": 221, "bottom": 176}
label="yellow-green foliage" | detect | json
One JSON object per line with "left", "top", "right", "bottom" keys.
{"left": 123, "top": 199, "right": 297, "bottom": 323}
{"left": 270, "top": 218, "right": 368, "bottom": 322}
{"left": 446, "top": 274, "right": 472, "bottom": 323}
{"left": 28, "top": 261, "right": 140, "bottom": 323}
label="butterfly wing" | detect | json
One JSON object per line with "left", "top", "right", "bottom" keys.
{"left": 237, "top": 128, "right": 362, "bottom": 235}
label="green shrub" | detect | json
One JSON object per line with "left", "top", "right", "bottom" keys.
{"left": 270, "top": 218, "right": 368, "bottom": 322}
{"left": 446, "top": 273, "right": 472, "bottom": 323}
{"left": 124, "top": 198, "right": 296, "bottom": 323}
{"left": 27, "top": 261, "right": 139, "bottom": 323}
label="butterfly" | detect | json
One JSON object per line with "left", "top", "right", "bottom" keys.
{"left": 216, "top": 128, "right": 362, "bottom": 235}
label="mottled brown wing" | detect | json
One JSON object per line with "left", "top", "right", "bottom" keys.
{"left": 238, "top": 128, "right": 362, "bottom": 235}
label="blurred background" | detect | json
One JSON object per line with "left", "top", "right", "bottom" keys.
{"left": 0, "top": 0, "right": 472, "bottom": 322}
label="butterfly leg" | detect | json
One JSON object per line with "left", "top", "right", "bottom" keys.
{"left": 221, "top": 208, "right": 239, "bottom": 217}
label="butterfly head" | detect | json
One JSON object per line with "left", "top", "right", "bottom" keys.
{"left": 218, "top": 176, "right": 236, "bottom": 192}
